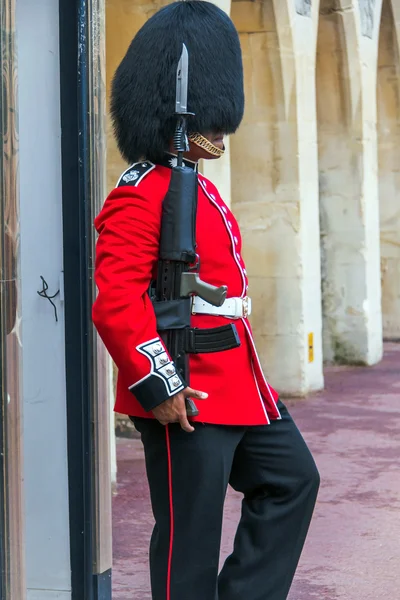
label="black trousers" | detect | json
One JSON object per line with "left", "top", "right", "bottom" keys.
{"left": 132, "top": 401, "right": 320, "bottom": 600}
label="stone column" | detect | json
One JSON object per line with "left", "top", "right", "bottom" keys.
{"left": 230, "top": 0, "right": 324, "bottom": 395}
{"left": 378, "top": 0, "right": 400, "bottom": 339}
{"left": 317, "top": 0, "right": 383, "bottom": 365}
{"left": 199, "top": 138, "right": 232, "bottom": 208}
{"left": 106, "top": 0, "right": 149, "bottom": 192}
{"left": 199, "top": 0, "right": 232, "bottom": 207}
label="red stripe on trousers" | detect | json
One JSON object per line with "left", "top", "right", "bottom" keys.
{"left": 166, "top": 425, "right": 174, "bottom": 600}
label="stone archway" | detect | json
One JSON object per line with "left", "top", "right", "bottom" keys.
{"left": 229, "top": 0, "right": 324, "bottom": 394}
{"left": 378, "top": 0, "right": 400, "bottom": 339}
{"left": 230, "top": 0, "right": 291, "bottom": 215}
{"left": 230, "top": 0, "right": 299, "bottom": 391}
{"left": 316, "top": 1, "right": 383, "bottom": 364}
{"left": 317, "top": 2, "right": 355, "bottom": 363}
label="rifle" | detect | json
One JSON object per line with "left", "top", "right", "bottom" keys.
{"left": 152, "top": 44, "right": 239, "bottom": 416}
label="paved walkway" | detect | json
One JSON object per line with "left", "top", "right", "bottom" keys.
{"left": 112, "top": 343, "right": 400, "bottom": 599}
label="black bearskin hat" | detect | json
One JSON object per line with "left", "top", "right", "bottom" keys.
{"left": 111, "top": 0, "right": 244, "bottom": 163}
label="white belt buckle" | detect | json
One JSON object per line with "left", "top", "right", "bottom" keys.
{"left": 191, "top": 295, "right": 251, "bottom": 318}
{"left": 242, "top": 296, "right": 251, "bottom": 318}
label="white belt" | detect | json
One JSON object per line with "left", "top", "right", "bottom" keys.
{"left": 192, "top": 296, "right": 252, "bottom": 319}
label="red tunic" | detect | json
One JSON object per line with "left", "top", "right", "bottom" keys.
{"left": 92, "top": 158, "right": 280, "bottom": 425}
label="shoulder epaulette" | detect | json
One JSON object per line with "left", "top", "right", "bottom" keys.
{"left": 116, "top": 161, "right": 155, "bottom": 188}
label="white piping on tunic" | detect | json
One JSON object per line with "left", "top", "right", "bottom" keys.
{"left": 199, "top": 178, "right": 246, "bottom": 297}
{"left": 129, "top": 371, "right": 152, "bottom": 389}
{"left": 129, "top": 337, "right": 185, "bottom": 397}
{"left": 116, "top": 164, "right": 135, "bottom": 187}
{"left": 199, "top": 177, "right": 277, "bottom": 420}
{"left": 115, "top": 162, "right": 156, "bottom": 188}
{"left": 135, "top": 163, "right": 156, "bottom": 186}
{"left": 242, "top": 318, "right": 282, "bottom": 420}
{"left": 251, "top": 362, "right": 270, "bottom": 424}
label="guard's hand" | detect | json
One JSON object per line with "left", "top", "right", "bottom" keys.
{"left": 152, "top": 387, "right": 208, "bottom": 433}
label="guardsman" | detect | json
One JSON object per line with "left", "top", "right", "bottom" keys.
{"left": 92, "top": 2, "right": 320, "bottom": 599}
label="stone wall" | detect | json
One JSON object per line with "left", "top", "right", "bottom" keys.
{"left": 230, "top": 0, "right": 323, "bottom": 394}
{"left": 378, "top": 0, "right": 400, "bottom": 339}
{"left": 105, "top": 0, "right": 399, "bottom": 406}
{"left": 316, "top": 3, "right": 382, "bottom": 364}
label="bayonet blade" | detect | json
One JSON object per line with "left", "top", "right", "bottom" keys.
{"left": 175, "top": 43, "right": 189, "bottom": 114}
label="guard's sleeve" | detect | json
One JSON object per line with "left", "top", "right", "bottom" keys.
{"left": 92, "top": 186, "right": 186, "bottom": 412}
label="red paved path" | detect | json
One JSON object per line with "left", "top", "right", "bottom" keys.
{"left": 112, "top": 343, "right": 400, "bottom": 599}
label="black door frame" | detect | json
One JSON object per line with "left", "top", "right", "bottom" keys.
{"left": 59, "top": 1, "right": 111, "bottom": 598}
{"left": 0, "top": 77, "right": 6, "bottom": 600}
{"left": 0, "top": 2, "right": 10, "bottom": 596}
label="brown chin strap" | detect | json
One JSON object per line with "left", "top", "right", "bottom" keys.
{"left": 188, "top": 132, "right": 225, "bottom": 157}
